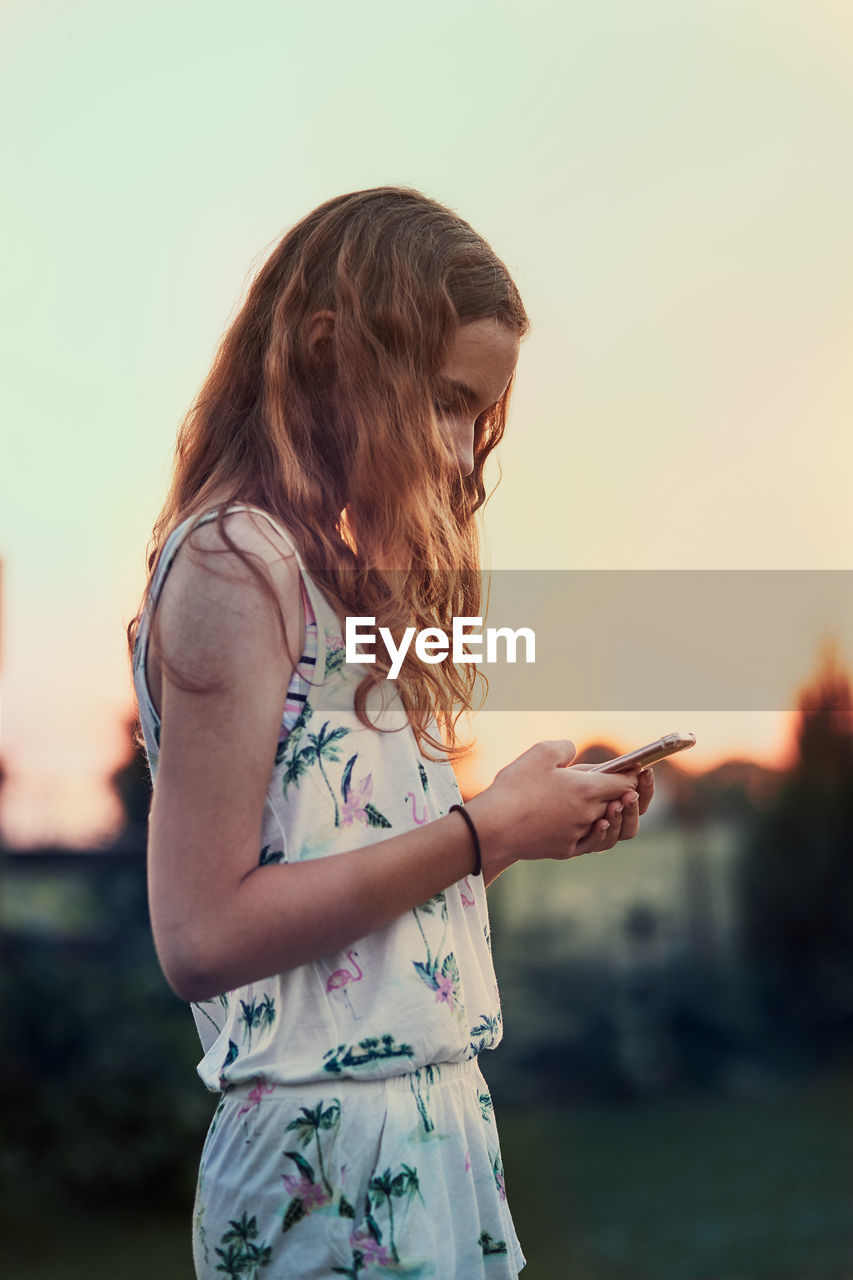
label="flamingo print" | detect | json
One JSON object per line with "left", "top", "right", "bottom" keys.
{"left": 236, "top": 1079, "right": 275, "bottom": 1138}
{"left": 406, "top": 791, "right": 429, "bottom": 824}
{"left": 459, "top": 877, "right": 475, "bottom": 907}
{"left": 325, "top": 949, "right": 364, "bottom": 1020}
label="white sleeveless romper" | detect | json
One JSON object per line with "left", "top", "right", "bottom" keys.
{"left": 133, "top": 507, "right": 525, "bottom": 1279}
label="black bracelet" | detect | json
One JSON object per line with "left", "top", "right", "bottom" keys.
{"left": 449, "top": 804, "right": 482, "bottom": 877}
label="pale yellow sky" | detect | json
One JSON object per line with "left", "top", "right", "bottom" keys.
{"left": 2, "top": 0, "right": 852, "bottom": 844}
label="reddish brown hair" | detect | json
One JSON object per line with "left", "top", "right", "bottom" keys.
{"left": 130, "top": 187, "right": 529, "bottom": 758}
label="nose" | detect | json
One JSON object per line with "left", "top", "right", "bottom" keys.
{"left": 452, "top": 418, "right": 475, "bottom": 476}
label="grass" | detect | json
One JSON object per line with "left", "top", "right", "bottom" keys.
{"left": 498, "top": 1064, "right": 853, "bottom": 1279}
{"left": 3, "top": 1200, "right": 193, "bottom": 1280}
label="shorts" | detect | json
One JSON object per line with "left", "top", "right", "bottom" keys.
{"left": 192, "top": 1057, "right": 525, "bottom": 1278}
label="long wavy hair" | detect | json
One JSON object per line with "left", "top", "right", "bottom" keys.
{"left": 129, "top": 187, "right": 529, "bottom": 759}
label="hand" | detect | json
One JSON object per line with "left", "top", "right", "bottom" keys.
{"left": 569, "top": 764, "right": 655, "bottom": 856}
{"left": 466, "top": 740, "right": 651, "bottom": 880}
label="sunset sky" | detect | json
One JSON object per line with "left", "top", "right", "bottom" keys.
{"left": 2, "top": 0, "right": 853, "bottom": 845}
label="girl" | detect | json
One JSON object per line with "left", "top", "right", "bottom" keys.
{"left": 130, "top": 187, "right": 652, "bottom": 1279}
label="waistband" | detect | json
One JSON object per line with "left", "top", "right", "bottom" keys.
{"left": 222, "top": 1057, "right": 482, "bottom": 1101}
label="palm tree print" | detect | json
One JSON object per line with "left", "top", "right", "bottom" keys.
{"left": 214, "top": 1212, "right": 272, "bottom": 1277}
{"left": 415, "top": 891, "right": 447, "bottom": 926}
{"left": 239, "top": 994, "right": 276, "bottom": 1050}
{"left": 412, "top": 891, "right": 462, "bottom": 1010}
{"left": 279, "top": 720, "right": 393, "bottom": 830}
{"left": 478, "top": 1231, "right": 508, "bottom": 1257}
{"left": 322, "top": 1034, "right": 414, "bottom": 1075}
{"left": 281, "top": 720, "right": 350, "bottom": 822}
{"left": 368, "top": 1163, "right": 421, "bottom": 1264}
{"left": 408, "top": 1064, "right": 437, "bottom": 1134}
{"left": 258, "top": 845, "right": 285, "bottom": 865}
{"left": 285, "top": 1100, "right": 340, "bottom": 1196}
{"left": 469, "top": 1012, "right": 502, "bottom": 1056}
{"left": 275, "top": 700, "right": 311, "bottom": 766}
{"left": 478, "top": 1091, "right": 494, "bottom": 1124}
{"left": 412, "top": 893, "right": 446, "bottom": 972}
{"left": 193, "top": 999, "right": 224, "bottom": 1037}
{"left": 219, "top": 1039, "right": 239, "bottom": 1087}
{"left": 325, "top": 634, "right": 346, "bottom": 677}
{"left": 280, "top": 746, "right": 312, "bottom": 799}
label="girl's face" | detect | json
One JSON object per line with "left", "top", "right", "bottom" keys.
{"left": 434, "top": 317, "right": 520, "bottom": 476}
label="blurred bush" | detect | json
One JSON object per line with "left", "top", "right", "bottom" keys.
{"left": 0, "top": 857, "right": 212, "bottom": 1211}
{"left": 737, "top": 654, "right": 853, "bottom": 1056}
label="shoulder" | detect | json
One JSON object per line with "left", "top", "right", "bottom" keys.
{"left": 183, "top": 506, "right": 300, "bottom": 568}
{"left": 155, "top": 508, "right": 303, "bottom": 687}
{"left": 165, "top": 507, "right": 302, "bottom": 600}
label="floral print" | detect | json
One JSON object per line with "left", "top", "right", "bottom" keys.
{"left": 322, "top": 1035, "right": 415, "bottom": 1075}
{"left": 285, "top": 1100, "right": 340, "bottom": 1195}
{"left": 239, "top": 995, "right": 276, "bottom": 1050}
{"left": 479, "top": 1232, "right": 509, "bottom": 1258}
{"left": 412, "top": 893, "right": 463, "bottom": 1013}
{"left": 258, "top": 845, "right": 285, "bottom": 866}
{"left": 132, "top": 507, "right": 523, "bottom": 1276}
{"left": 279, "top": 719, "right": 391, "bottom": 831}
{"left": 470, "top": 1012, "right": 502, "bottom": 1056}
{"left": 214, "top": 1212, "right": 272, "bottom": 1277}
{"left": 194, "top": 1074, "right": 521, "bottom": 1277}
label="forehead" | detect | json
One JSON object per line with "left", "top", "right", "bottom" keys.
{"left": 439, "top": 318, "right": 521, "bottom": 406}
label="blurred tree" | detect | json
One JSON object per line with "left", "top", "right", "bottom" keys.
{"left": 109, "top": 717, "right": 153, "bottom": 845}
{"left": 574, "top": 741, "right": 620, "bottom": 765}
{"left": 736, "top": 650, "right": 853, "bottom": 1055}
{"left": 0, "top": 714, "right": 207, "bottom": 1213}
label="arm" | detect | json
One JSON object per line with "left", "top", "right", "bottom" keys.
{"left": 148, "top": 513, "right": 646, "bottom": 1001}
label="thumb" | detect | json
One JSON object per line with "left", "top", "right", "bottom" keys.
{"left": 594, "top": 771, "right": 641, "bottom": 798}
{"left": 542, "top": 738, "right": 577, "bottom": 768}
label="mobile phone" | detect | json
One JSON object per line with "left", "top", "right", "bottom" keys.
{"left": 590, "top": 732, "right": 696, "bottom": 774}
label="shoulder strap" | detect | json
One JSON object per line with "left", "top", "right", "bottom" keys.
{"left": 221, "top": 504, "right": 302, "bottom": 562}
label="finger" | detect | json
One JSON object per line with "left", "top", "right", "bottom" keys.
{"left": 598, "top": 802, "right": 625, "bottom": 850}
{"left": 616, "top": 794, "right": 640, "bottom": 841}
{"left": 578, "top": 800, "right": 626, "bottom": 855}
{"left": 636, "top": 767, "right": 655, "bottom": 816}
{"left": 589, "top": 771, "right": 640, "bottom": 800}
{"left": 573, "top": 817, "right": 612, "bottom": 858}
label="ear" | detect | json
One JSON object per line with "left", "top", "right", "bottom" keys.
{"left": 305, "top": 310, "right": 335, "bottom": 355}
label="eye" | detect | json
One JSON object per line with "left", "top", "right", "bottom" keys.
{"left": 433, "top": 386, "right": 469, "bottom": 418}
